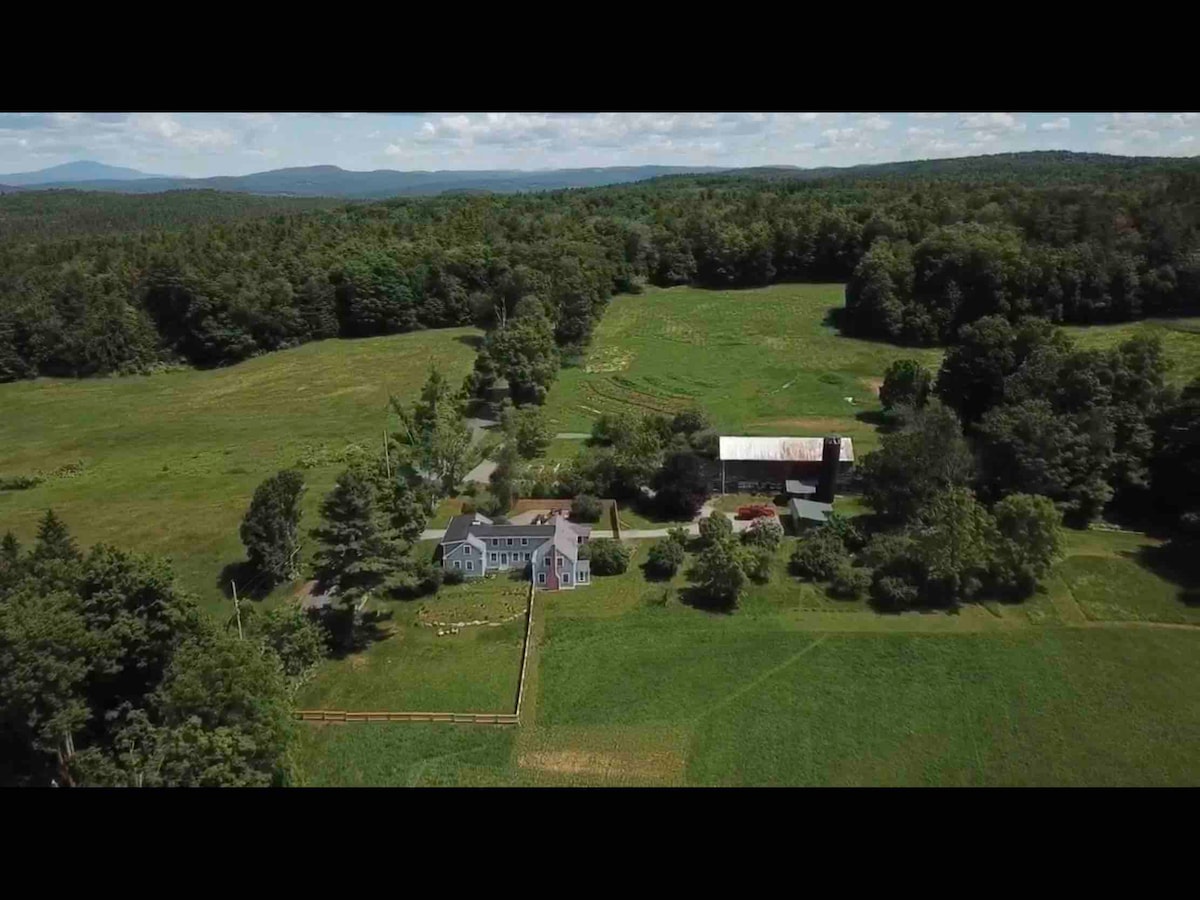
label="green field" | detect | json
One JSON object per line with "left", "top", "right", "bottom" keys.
{"left": 542, "top": 284, "right": 945, "bottom": 451}
{"left": 293, "top": 526, "right": 1200, "bottom": 786}
{"left": 1064, "top": 317, "right": 1200, "bottom": 385}
{"left": 296, "top": 574, "right": 529, "bottom": 714}
{"left": 0, "top": 328, "right": 481, "bottom": 614}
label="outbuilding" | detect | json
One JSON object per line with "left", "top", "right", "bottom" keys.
{"left": 717, "top": 436, "right": 854, "bottom": 498}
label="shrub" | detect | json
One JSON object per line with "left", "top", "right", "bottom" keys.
{"left": 571, "top": 493, "right": 604, "bottom": 523}
{"left": 460, "top": 499, "right": 476, "bottom": 515}
{"left": 829, "top": 563, "right": 871, "bottom": 600}
{"left": 789, "top": 529, "right": 849, "bottom": 581}
{"left": 587, "top": 538, "right": 631, "bottom": 575}
{"left": 443, "top": 567, "right": 466, "bottom": 585}
{"left": 742, "top": 545, "right": 774, "bottom": 583}
{"left": 0, "top": 474, "right": 43, "bottom": 491}
{"left": 646, "top": 538, "right": 685, "bottom": 578}
{"left": 742, "top": 517, "right": 783, "bottom": 552}
{"left": 822, "top": 512, "right": 863, "bottom": 551}
{"left": 253, "top": 605, "right": 328, "bottom": 681}
{"left": 667, "top": 525, "right": 691, "bottom": 548}
{"left": 871, "top": 572, "right": 920, "bottom": 611}
{"left": 698, "top": 512, "right": 733, "bottom": 548}
{"left": 689, "top": 538, "right": 747, "bottom": 607}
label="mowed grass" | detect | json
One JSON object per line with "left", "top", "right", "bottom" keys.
{"left": 0, "top": 328, "right": 481, "bottom": 614}
{"left": 295, "top": 575, "right": 528, "bottom": 714}
{"left": 534, "top": 619, "right": 1200, "bottom": 786}
{"left": 543, "top": 284, "right": 945, "bottom": 450}
{"left": 291, "top": 525, "right": 1200, "bottom": 786}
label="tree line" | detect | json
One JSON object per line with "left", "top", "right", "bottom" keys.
{"left": 3, "top": 152, "right": 1199, "bottom": 395}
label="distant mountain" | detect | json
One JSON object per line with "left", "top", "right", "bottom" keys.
{"left": 2, "top": 163, "right": 728, "bottom": 198}
{"left": 0, "top": 160, "right": 170, "bottom": 186}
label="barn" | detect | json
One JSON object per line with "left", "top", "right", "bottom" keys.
{"left": 717, "top": 436, "right": 854, "bottom": 500}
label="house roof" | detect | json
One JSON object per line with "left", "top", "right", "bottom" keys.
{"left": 551, "top": 516, "right": 590, "bottom": 561}
{"left": 789, "top": 498, "right": 834, "bottom": 522}
{"left": 440, "top": 514, "right": 592, "bottom": 552}
{"left": 719, "top": 436, "right": 854, "bottom": 463}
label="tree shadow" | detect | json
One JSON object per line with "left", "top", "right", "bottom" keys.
{"left": 216, "top": 560, "right": 272, "bottom": 601}
{"left": 640, "top": 561, "right": 674, "bottom": 583}
{"left": 454, "top": 334, "right": 484, "bottom": 350}
{"left": 854, "top": 409, "right": 893, "bottom": 431}
{"left": 822, "top": 307, "right": 846, "bottom": 331}
{"left": 1130, "top": 540, "right": 1200, "bottom": 607}
{"left": 678, "top": 584, "right": 737, "bottom": 615}
{"left": 312, "top": 605, "right": 396, "bottom": 659}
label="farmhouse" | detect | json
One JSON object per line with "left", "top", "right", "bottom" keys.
{"left": 438, "top": 511, "right": 592, "bottom": 590}
{"left": 717, "top": 436, "right": 854, "bottom": 499}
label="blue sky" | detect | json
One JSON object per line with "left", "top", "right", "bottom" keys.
{"left": 0, "top": 112, "right": 1197, "bottom": 177}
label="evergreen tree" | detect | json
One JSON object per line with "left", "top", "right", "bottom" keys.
{"left": 32, "top": 509, "right": 80, "bottom": 563}
{"left": 239, "top": 470, "right": 306, "bottom": 585}
{"left": 311, "top": 467, "right": 403, "bottom": 606}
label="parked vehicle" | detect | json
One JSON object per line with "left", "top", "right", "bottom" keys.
{"left": 736, "top": 504, "right": 777, "bottom": 520}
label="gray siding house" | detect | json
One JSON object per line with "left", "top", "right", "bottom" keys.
{"left": 439, "top": 512, "right": 592, "bottom": 590}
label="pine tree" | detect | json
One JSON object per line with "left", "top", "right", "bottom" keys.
{"left": 239, "top": 470, "right": 306, "bottom": 585}
{"left": 0, "top": 531, "right": 23, "bottom": 591}
{"left": 311, "top": 467, "right": 403, "bottom": 606}
{"left": 32, "top": 510, "right": 80, "bottom": 562}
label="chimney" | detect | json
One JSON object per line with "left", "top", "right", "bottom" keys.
{"left": 816, "top": 436, "right": 841, "bottom": 504}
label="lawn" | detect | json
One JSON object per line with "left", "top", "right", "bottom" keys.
{"left": 291, "top": 524, "right": 1200, "bottom": 787}
{"left": 541, "top": 284, "right": 945, "bottom": 446}
{"left": 0, "top": 328, "right": 481, "bottom": 615}
{"left": 296, "top": 574, "right": 529, "bottom": 714}
{"left": 531, "top": 616, "right": 1200, "bottom": 786}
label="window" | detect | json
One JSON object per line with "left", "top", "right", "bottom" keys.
{"left": 525, "top": 552, "right": 531, "bottom": 561}
{"left": 464, "top": 546, "right": 471, "bottom": 555}
{"left": 580, "top": 571, "right": 588, "bottom": 582}
{"left": 543, "top": 557, "right": 550, "bottom": 567}
{"left": 490, "top": 553, "right": 497, "bottom": 562}
{"left": 577, "top": 536, "right": 583, "bottom": 543}
{"left": 507, "top": 538, "right": 513, "bottom": 546}
{"left": 454, "top": 560, "right": 461, "bottom": 569}
{"left": 538, "top": 573, "right": 546, "bottom": 584}
{"left": 492, "top": 538, "right": 498, "bottom": 547}
{"left": 467, "top": 561, "right": 473, "bottom": 571}
{"left": 562, "top": 573, "right": 570, "bottom": 584}
{"left": 521, "top": 538, "right": 528, "bottom": 546}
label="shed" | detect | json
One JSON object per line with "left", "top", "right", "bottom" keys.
{"left": 789, "top": 498, "right": 833, "bottom": 526}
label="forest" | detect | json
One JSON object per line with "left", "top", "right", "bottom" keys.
{"left": 2, "top": 150, "right": 1199, "bottom": 388}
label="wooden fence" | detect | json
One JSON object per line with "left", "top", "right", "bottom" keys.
{"left": 295, "top": 710, "right": 518, "bottom": 724}
{"left": 295, "top": 579, "right": 537, "bottom": 727}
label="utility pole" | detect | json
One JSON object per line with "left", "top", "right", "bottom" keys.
{"left": 231, "top": 581, "right": 244, "bottom": 641}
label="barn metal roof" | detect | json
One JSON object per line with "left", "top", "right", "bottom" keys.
{"left": 719, "top": 436, "right": 854, "bottom": 463}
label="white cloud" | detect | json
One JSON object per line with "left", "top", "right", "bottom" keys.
{"left": 1039, "top": 117, "right": 1070, "bottom": 131}
{"left": 1167, "top": 113, "right": 1200, "bottom": 128}
{"left": 912, "top": 113, "right": 947, "bottom": 119}
{"left": 958, "top": 112, "right": 1027, "bottom": 133}
{"left": 858, "top": 114, "right": 892, "bottom": 131}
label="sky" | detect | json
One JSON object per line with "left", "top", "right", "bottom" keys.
{"left": 0, "top": 112, "right": 1197, "bottom": 178}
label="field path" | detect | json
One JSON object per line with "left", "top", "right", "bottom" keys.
{"left": 696, "top": 635, "right": 830, "bottom": 722}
